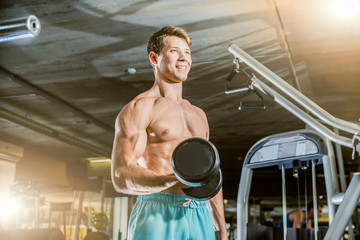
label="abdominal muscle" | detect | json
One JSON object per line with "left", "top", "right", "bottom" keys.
{"left": 144, "top": 140, "right": 187, "bottom": 195}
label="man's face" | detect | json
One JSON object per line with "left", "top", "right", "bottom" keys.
{"left": 317, "top": 206, "right": 323, "bottom": 217}
{"left": 154, "top": 36, "right": 192, "bottom": 83}
{"left": 310, "top": 206, "right": 323, "bottom": 219}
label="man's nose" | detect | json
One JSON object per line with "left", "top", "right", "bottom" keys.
{"left": 178, "top": 51, "right": 186, "bottom": 60}
{"left": 178, "top": 51, "right": 191, "bottom": 64}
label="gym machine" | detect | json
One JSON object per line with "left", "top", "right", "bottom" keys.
{"left": 237, "top": 129, "right": 329, "bottom": 239}
{"left": 226, "top": 44, "right": 360, "bottom": 239}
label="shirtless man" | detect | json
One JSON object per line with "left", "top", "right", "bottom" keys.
{"left": 111, "top": 26, "right": 228, "bottom": 240}
{"left": 276, "top": 201, "right": 323, "bottom": 228}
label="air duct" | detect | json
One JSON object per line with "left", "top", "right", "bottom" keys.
{"left": 0, "top": 140, "right": 24, "bottom": 163}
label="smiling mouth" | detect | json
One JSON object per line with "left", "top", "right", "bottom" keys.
{"left": 176, "top": 66, "right": 187, "bottom": 69}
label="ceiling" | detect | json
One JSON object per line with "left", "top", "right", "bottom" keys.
{"left": 0, "top": 0, "right": 359, "bottom": 204}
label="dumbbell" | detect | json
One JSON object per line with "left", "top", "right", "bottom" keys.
{"left": 171, "top": 137, "right": 223, "bottom": 199}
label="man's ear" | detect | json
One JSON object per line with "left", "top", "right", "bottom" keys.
{"left": 149, "top": 51, "right": 158, "bottom": 65}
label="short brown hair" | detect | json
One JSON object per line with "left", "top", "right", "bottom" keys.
{"left": 147, "top": 26, "right": 192, "bottom": 55}
{"left": 307, "top": 201, "right": 324, "bottom": 211}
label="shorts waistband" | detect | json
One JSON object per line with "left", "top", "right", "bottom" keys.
{"left": 137, "top": 192, "right": 207, "bottom": 208}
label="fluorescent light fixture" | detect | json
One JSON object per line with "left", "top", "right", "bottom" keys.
{"left": 0, "top": 140, "right": 24, "bottom": 163}
{"left": 87, "top": 157, "right": 112, "bottom": 163}
{"left": 0, "top": 15, "right": 41, "bottom": 43}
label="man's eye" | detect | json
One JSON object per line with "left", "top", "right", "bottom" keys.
{"left": 171, "top": 49, "right": 177, "bottom": 53}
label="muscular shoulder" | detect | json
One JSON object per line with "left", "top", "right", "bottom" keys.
{"left": 181, "top": 99, "right": 210, "bottom": 138}
{"left": 124, "top": 95, "right": 155, "bottom": 115}
{"left": 181, "top": 99, "right": 203, "bottom": 112}
{"left": 116, "top": 95, "right": 156, "bottom": 134}
{"left": 289, "top": 210, "right": 303, "bottom": 220}
{"left": 194, "top": 103, "right": 207, "bottom": 119}
{"left": 183, "top": 99, "right": 208, "bottom": 122}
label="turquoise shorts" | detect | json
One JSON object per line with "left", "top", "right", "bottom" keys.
{"left": 127, "top": 192, "right": 215, "bottom": 240}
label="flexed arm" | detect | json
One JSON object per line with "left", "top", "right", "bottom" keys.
{"left": 111, "top": 99, "right": 178, "bottom": 195}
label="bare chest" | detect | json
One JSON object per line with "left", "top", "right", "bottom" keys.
{"left": 147, "top": 99, "right": 207, "bottom": 142}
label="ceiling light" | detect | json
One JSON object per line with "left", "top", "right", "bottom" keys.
{"left": 127, "top": 68, "right": 137, "bottom": 74}
{"left": 0, "top": 15, "right": 41, "bottom": 43}
{"left": 87, "top": 157, "right": 112, "bottom": 163}
{"left": 0, "top": 195, "right": 20, "bottom": 219}
{"left": 332, "top": 0, "right": 360, "bottom": 19}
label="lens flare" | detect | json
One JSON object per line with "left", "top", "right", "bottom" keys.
{"left": 333, "top": 0, "right": 360, "bottom": 19}
{"left": 0, "top": 196, "right": 19, "bottom": 218}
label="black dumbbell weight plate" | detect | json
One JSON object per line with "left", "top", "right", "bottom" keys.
{"left": 172, "top": 137, "right": 220, "bottom": 187}
{"left": 182, "top": 169, "right": 222, "bottom": 199}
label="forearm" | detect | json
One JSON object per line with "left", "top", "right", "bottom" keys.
{"left": 208, "top": 188, "right": 228, "bottom": 240}
{"left": 112, "top": 163, "right": 178, "bottom": 195}
{"left": 290, "top": 211, "right": 302, "bottom": 228}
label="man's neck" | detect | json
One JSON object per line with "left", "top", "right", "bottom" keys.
{"left": 153, "top": 78, "right": 183, "bottom": 101}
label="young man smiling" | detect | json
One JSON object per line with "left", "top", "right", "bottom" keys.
{"left": 111, "top": 26, "right": 228, "bottom": 240}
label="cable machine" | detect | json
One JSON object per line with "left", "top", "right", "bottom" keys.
{"left": 226, "top": 44, "right": 360, "bottom": 240}
{"left": 237, "top": 129, "right": 329, "bottom": 239}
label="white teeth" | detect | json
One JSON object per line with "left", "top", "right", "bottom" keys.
{"left": 177, "top": 66, "right": 186, "bottom": 69}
